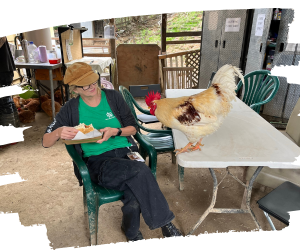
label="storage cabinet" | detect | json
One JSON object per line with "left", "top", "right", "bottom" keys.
{"left": 198, "top": 9, "right": 248, "bottom": 88}
{"left": 232, "top": 8, "right": 300, "bottom": 125}
{"left": 258, "top": 9, "right": 300, "bottom": 122}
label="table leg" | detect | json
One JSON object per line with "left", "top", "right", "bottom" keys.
{"left": 187, "top": 168, "right": 218, "bottom": 236}
{"left": 178, "top": 164, "right": 184, "bottom": 191}
{"left": 187, "top": 166, "right": 263, "bottom": 236}
{"left": 49, "top": 69, "right": 55, "bottom": 120}
{"left": 244, "top": 166, "right": 263, "bottom": 230}
{"left": 36, "top": 80, "right": 42, "bottom": 109}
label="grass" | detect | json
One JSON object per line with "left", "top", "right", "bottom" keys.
{"left": 115, "top": 12, "right": 203, "bottom": 53}
{"left": 134, "top": 11, "right": 203, "bottom": 45}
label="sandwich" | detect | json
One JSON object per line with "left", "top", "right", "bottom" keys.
{"left": 75, "top": 123, "right": 95, "bottom": 134}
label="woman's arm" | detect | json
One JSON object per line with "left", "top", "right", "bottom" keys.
{"left": 42, "top": 126, "right": 79, "bottom": 147}
{"left": 96, "top": 126, "right": 136, "bottom": 144}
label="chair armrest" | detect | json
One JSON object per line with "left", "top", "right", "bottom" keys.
{"left": 249, "top": 92, "right": 275, "bottom": 112}
{"left": 134, "top": 133, "right": 157, "bottom": 179}
{"left": 65, "top": 145, "right": 95, "bottom": 194}
{"left": 137, "top": 121, "right": 173, "bottom": 135}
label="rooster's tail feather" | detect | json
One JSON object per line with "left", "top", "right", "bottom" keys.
{"left": 211, "top": 64, "right": 244, "bottom": 102}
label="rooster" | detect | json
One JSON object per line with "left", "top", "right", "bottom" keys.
{"left": 145, "top": 64, "right": 244, "bottom": 155}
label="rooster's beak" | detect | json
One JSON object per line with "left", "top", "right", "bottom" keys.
{"left": 148, "top": 107, "right": 151, "bottom": 109}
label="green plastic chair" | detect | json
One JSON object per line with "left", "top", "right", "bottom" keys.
{"left": 236, "top": 70, "right": 280, "bottom": 114}
{"left": 65, "top": 143, "right": 157, "bottom": 245}
{"left": 119, "top": 85, "right": 176, "bottom": 163}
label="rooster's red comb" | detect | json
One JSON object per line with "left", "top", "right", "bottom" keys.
{"left": 145, "top": 91, "right": 161, "bottom": 106}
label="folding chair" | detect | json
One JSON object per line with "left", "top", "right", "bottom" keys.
{"left": 257, "top": 181, "right": 300, "bottom": 230}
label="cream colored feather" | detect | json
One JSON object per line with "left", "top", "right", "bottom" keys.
{"left": 211, "top": 64, "right": 245, "bottom": 103}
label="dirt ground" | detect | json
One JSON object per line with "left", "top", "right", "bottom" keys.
{"left": 0, "top": 97, "right": 287, "bottom": 249}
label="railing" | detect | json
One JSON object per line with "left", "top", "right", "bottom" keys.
{"left": 163, "top": 67, "right": 194, "bottom": 89}
{"left": 158, "top": 49, "right": 200, "bottom": 92}
{"left": 51, "top": 37, "right": 114, "bottom": 58}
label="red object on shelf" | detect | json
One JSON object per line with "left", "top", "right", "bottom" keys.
{"left": 49, "top": 58, "right": 61, "bottom": 64}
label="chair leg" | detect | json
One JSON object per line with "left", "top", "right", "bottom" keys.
{"left": 171, "top": 152, "right": 176, "bottom": 164}
{"left": 85, "top": 191, "right": 99, "bottom": 246}
{"left": 83, "top": 186, "right": 88, "bottom": 214}
{"left": 178, "top": 164, "right": 184, "bottom": 191}
{"left": 263, "top": 211, "right": 276, "bottom": 231}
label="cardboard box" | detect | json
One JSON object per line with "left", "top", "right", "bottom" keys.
{"left": 61, "top": 129, "right": 103, "bottom": 145}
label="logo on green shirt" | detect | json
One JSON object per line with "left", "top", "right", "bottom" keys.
{"left": 106, "top": 112, "right": 115, "bottom": 120}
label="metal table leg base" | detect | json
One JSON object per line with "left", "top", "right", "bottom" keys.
{"left": 187, "top": 166, "right": 263, "bottom": 236}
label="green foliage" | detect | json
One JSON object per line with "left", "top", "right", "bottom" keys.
{"left": 134, "top": 11, "right": 202, "bottom": 45}
{"left": 53, "top": 25, "right": 68, "bottom": 31}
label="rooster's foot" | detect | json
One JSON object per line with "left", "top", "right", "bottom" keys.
{"left": 174, "top": 142, "right": 194, "bottom": 156}
{"left": 189, "top": 143, "right": 204, "bottom": 152}
{"left": 189, "top": 139, "right": 204, "bottom": 152}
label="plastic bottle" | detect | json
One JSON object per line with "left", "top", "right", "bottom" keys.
{"left": 21, "top": 39, "right": 29, "bottom": 63}
{"left": 273, "top": 8, "right": 279, "bottom": 20}
{"left": 55, "top": 44, "right": 62, "bottom": 59}
{"left": 27, "top": 41, "right": 38, "bottom": 63}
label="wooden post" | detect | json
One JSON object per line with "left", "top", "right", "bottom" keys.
{"left": 108, "top": 18, "right": 117, "bottom": 87}
{"left": 161, "top": 14, "right": 167, "bottom": 54}
{"left": 161, "top": 13, "right": 167, "bottom": 92}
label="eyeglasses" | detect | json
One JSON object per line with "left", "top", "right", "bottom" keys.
{"left": 77, "top": 81, "right": 97, "bottom": 91}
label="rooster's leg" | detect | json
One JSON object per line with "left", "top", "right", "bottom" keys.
{"left": 190, "top": 138, "right": 204, "bottom": 152}
{"left": 174, "top": 142, "right": 194, "bottom": 156}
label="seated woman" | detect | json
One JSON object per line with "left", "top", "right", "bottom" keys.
{"left": 42, "top": 62, "right": 182, "bottom": 241}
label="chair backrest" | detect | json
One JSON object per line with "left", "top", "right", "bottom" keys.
{"left": 119, "top": 85, "right": 139, "bottom": 120}
{"left": 207, "top": 71, "right": 216, "bottom": 89}
{"left": 235, "top": 70, "right": 280, "bottom": 113}
{"left": 286, "top": 97, "right": 300, "bottom": 146}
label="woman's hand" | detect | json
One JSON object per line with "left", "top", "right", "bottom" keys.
{"left": 96, "top": 127, "right": 118, "bottom": 144}
{"left": 58, "top": 126, "right": 79, "bottom": 140}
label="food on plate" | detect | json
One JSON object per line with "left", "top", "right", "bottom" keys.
{"left": 75, "top": 123, "right": 95, "bottom": 134}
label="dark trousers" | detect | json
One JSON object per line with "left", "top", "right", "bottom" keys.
{"left": 0, "top": 71, "right": 16, "bottom": 117}
{"left": 86, "top": 147, "right": 175, "bottom": 239}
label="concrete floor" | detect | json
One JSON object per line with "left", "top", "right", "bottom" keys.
{"left": 0, "top": 98, "right": 289, "bottom": 248}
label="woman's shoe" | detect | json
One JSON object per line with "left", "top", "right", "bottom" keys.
{"left": 161, "top": 222, "right": 182, "bottom": 237}
{"left": 121, "top": 223, "right": 144, "bottom": 241}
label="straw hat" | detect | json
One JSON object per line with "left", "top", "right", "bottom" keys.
{"left": 64, "top": 62, "right": 99, "bottom": 86}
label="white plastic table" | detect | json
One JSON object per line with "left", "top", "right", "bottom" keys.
{"left": 166, "top": 89, "right": 300, "bottom": 234}
{"left": 15, "top": 62, "right": 62, "bottom": 120}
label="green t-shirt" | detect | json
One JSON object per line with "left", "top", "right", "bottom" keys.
{"left": 79, "top": 90, "right": 131, "bottom": 158}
